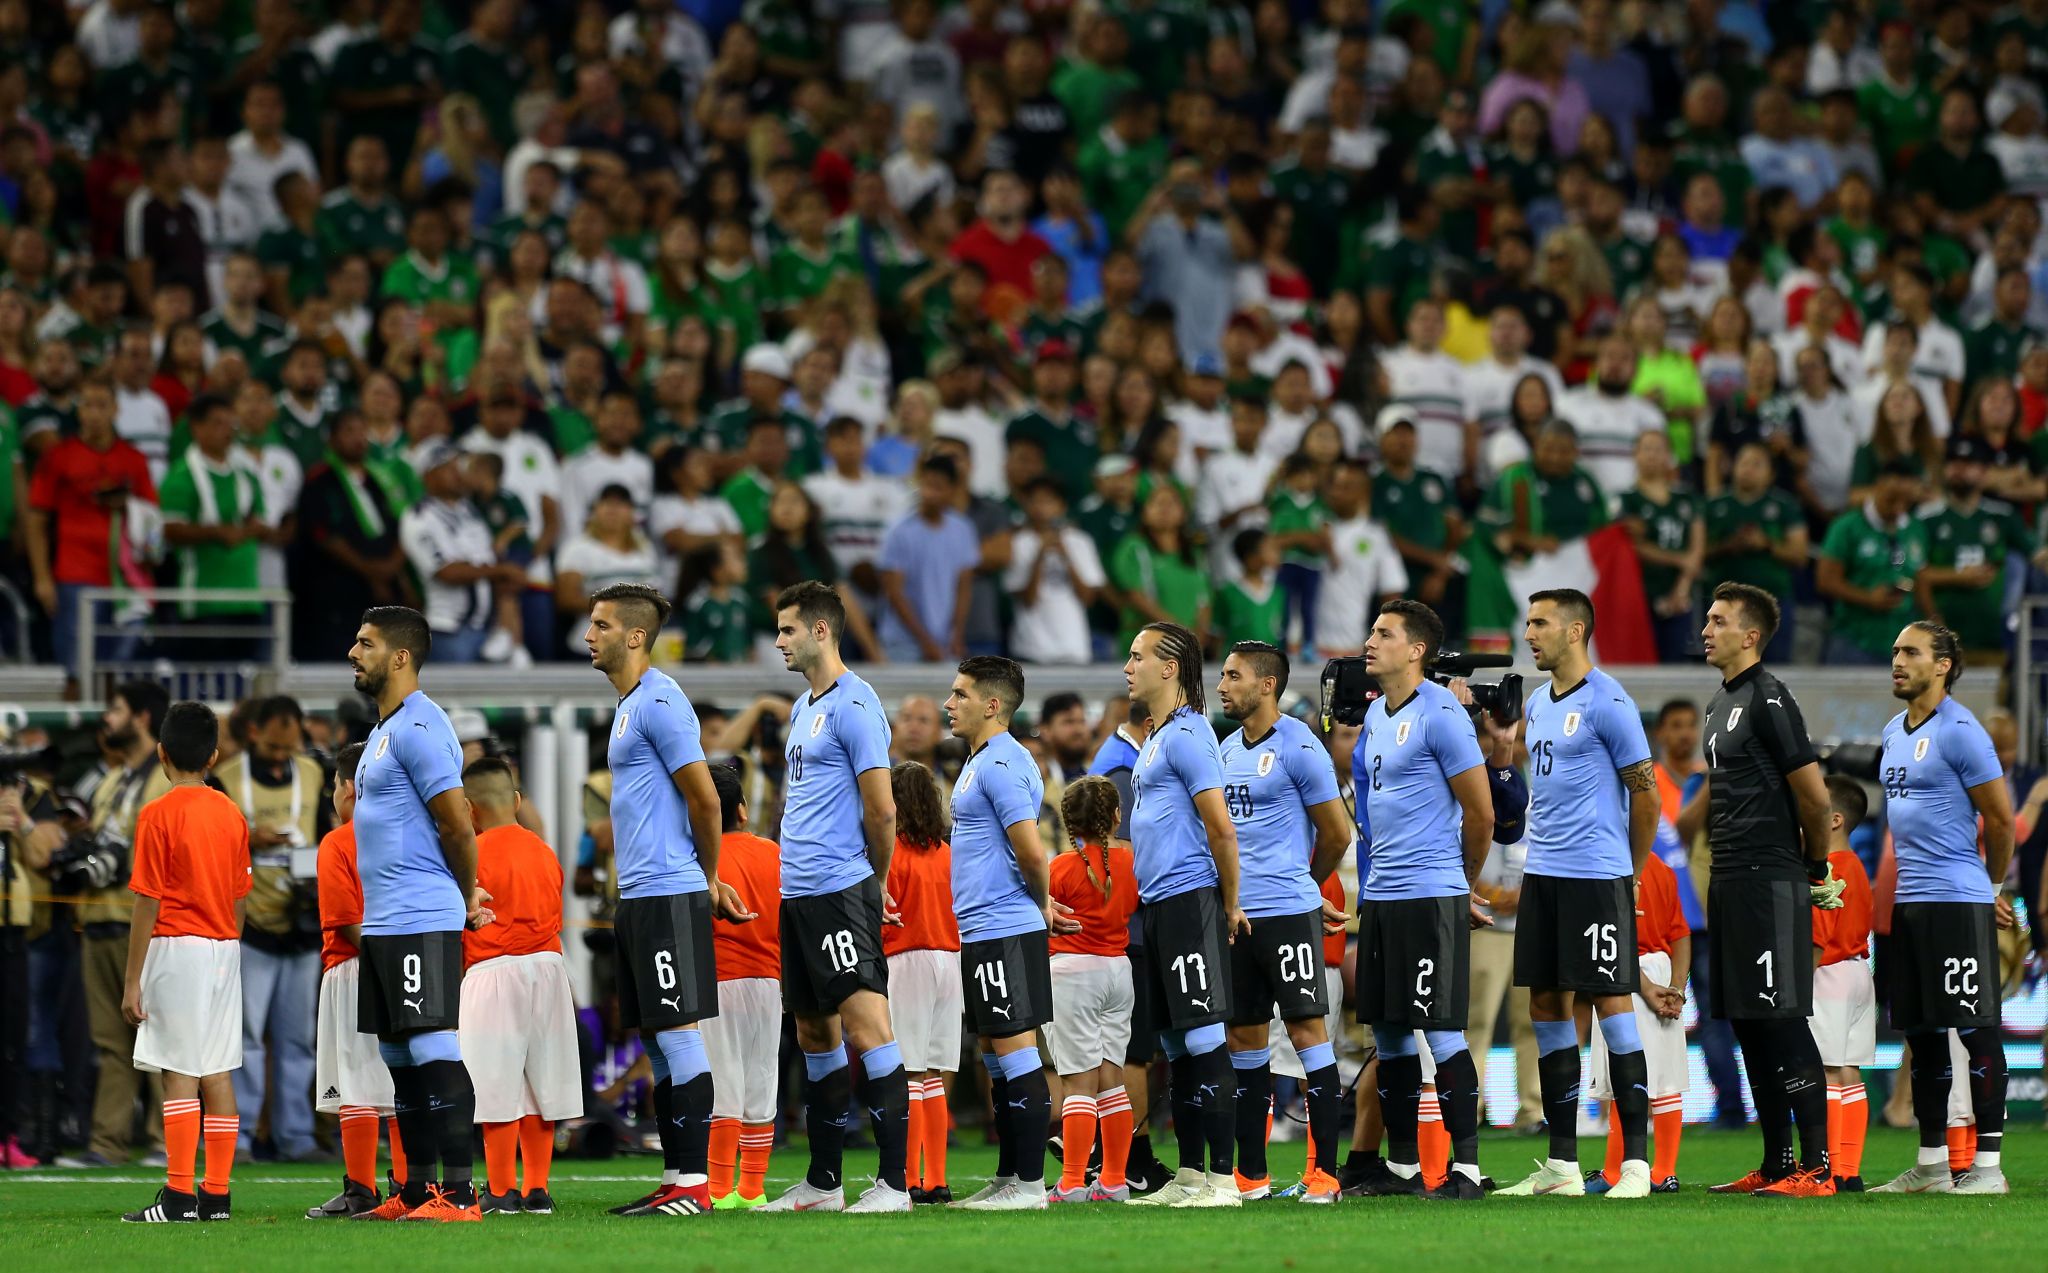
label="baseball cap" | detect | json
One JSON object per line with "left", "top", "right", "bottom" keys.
{"left": 448, "top": 708, "right": 490, "bottom": 745}
{"left": 1374, "top": 403, "right": 1420, "bottom": 436}
{"left": 1035, "top": 339, "right": 1075, "bottom": 364}
{"left": 1190, "top": 353, "right": 1225, "bottom": 378}
{"left": 740, "top": 343, "right": 791, "bottom": 380}
{"left": 1946, "top": 434, "right": 1993, "bottom": 464}
{"left": 1532, "top": 0, "right": 1580, "bottom": 28}
{"left": 1094, "top": 454, "right": 1137, "bottom": 479}
{"left": 413, "top": 438, "right": 462, "bottom": 473}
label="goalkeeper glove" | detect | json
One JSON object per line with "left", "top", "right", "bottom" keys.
{"left": 1808, "top": 860, "right": 1847, "bottom": 910}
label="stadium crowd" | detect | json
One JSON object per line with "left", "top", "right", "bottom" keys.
{"left": 2, "top": 0, "right": 2048, "bottom": 688}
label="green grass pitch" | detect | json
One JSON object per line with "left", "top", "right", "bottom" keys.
{"left": 2, "top": 1126, "right": 2042, "bottom": 1273}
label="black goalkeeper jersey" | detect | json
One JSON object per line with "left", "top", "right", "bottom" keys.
{"left": 1703, "top": 663, "right": 1819, "bottom": 881}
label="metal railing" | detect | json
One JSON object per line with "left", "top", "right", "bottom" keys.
{"left": 75, "top": 586, "right": 293, "bottom": 704}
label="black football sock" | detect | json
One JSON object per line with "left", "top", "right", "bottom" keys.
{"left": 1002, "top": 1064, "right": 1050, "bottom": 1185}
{"left": 420, "top": 1060, "right": 476, "bottom": 1200}
{"left": 863, "top": 1054, "right": 911, "bottom": 1192}
{"left": 1607, "top": 1047, "right": 1651, "bottom": 1164}
{"left": 1168, "top": 1055, "right": 1203, "bottom": 1172}
{"left": 388, "top": 1065, "right": 436, "bottom": 1204}
{"left": 1433, "top": 1048, "right": 1481, "bottom": 1174}
{"left": 1732, "top": 1020, "right": 1793, "bottom": 1177}
{"left": 651, "top": 1077, "right": 681, "bottom": 1173}
{"left": 804, "top": 1058, "right": 852, "bottom": 1191}
{"left": 1960, "top": 1028, "right": 2007, "bottom": 1162}
{"left": 1907, "top": 1032, "right": 1951, "bottom": 1151}
{"left": 675, "top": 1074, "right": 713, "bottom": 1183}
{"left": 1537, "top": 1042, "right": 1582, "bottom": 1163}
{"left": 985, "top": 1061, "right": 1015, "bottom": 1178}
{"left": 1129, "top": 1132, "right": 1156, "bottom": 1172}
{"left": 1305, "top": 1062, "right": 1341, "bottom": 1176}
{"left": 1770, "top": 1021, "right": 1829, "bottom": 1174}
{"left": 1375, "top": 1053, "right": 1423, "bottom": 1167}
{"left": 1190, "top": 1048, "right": 1236, "bottom": 1176}
{"left": 1231, "top": 1053, "right": 1272, "bottom": 1180}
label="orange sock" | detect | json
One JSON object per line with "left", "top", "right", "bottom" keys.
{"left": 1947, "top": 1124, "right": 1976, "bottom": 1172}
{"left": 201, "top": 1113, "right": 237, "bottom": 1194}
{"left": 920, "top": 1078, "right": 950, "bottom": 1188}
{"left": 1651, "top": 1095, "right": 1684, "bottom": 1182}
{"left": 709, "top": 1118, "right": 742, "bottom": 1198}
{"left": 339, "top": 1106, "right": 381, "bottom": 1191}
{"left": 482, "top": 1121, "right": 519, "bottom": 1196}
{"left": 738, "top": 1123, "right": 774, "bottom": 1200}
{"left": 386, "top": 1116, "right": 407, "bottom": 1186}
{"left": 1098, "top": 1086, "right": 1133, "bottom": 1189}
{"left": 1303, "top": 1127, "right": 1317, "bottom": 1186}
{"left": 163, "top": 1100, "right": 201, "bottom": 1194}
{"left": 1837, "top": 1084, "right": 1867, "bottom": 1179}
{"left": 1060, "top": 1094, "right": 1099, "bottom": 1192}
{"left": 1418, "top": 1090, "right": 1449, "bottom": 1189}
{"left": 1825, "top": 1086, "right": 1843, "bottom": 1175}
{"left": 905, "top": 1090, "right": 929, "bottom": 1190}
{"left": 1602, "top": 1103, "right": 1624, "bottom": 1185}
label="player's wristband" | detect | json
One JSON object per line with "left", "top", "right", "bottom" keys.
{"left": 1805, "top": 856, "right": 1829, "bottom": 882}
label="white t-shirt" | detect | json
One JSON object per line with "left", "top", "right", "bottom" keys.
{"left": 226, "top": 132, "right": 319, "bottom": 235}
{"left": 882, "top": 151, "right": 955, "bottom": 216}
{"left": 1860, "top": 317, "right": 1966, "bottom": 390}
{"left": 400, "top": 499, "right": 495, "bottom": 634}
{"left": 553, "top": 250, "right": 652, "bottom": 346}
{"left": 649, "top": 493, "right": 740, "bottom": 546}
{"left": 115, "top": 386, "right": 173, "bottom": 484}
{"left": 459, "top": 428, "right": 561, "bottom": 581}
{"left": 933, "top": 403, "right": 1007, "bottom": 498}
{"left": 1771, "top": 328, "right": 1864, "bottom": 387}
{"left": 1314, "top": 515, "right": 1409, "bottom": 655}
{"left": 560, "top": 447, "right": 655, "bottom": 537}
{"left": 803, "top": 469, "right": 912, "bottom": 573}
{"left": 1793, "top": 388, "right": 1858, "bottom": 514}
{"left": 1850, "top": 373, "right": 1953, "bottom": 443}
{"left": 1462, "top": 355, "right": 1565, "bottom": 482}
{"left": 239, "top": 441, "right": 302, "bottom": 589}
{"left": 1167, "top": 397, "right": 1231, "bottom": 484}
{"left": 556, "top": 531, "right": 664, "bottom": 646}
{"left": 1003, "top": 526, "right": 1105, "bottom": 664}
{"left": 1381, "top": 345, "right": 1472, "bottom": 478}
{"left": 1195, "top": 445, "right": 1276, "bottom": 567}
{"left": 1555, "top": 387, "right": 1664, "bottom": 507}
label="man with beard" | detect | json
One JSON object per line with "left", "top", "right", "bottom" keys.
{"left": 1556, "top": 335, "right": 1664, "bottom": 505}
{"left": 292, "top": 410, "right": 411, "bottom": 661}
{"left": 343, "top": 606, "right": 488, "bottom": 1221}
{"left": 1037, "top": 692, "right": 1095, "bottom": 785}
{"left": 1917, "top": 435, "right": 2041, "bottom": 667}
{"left": 584, "top": 582, "right": 749, "bottom": 1217}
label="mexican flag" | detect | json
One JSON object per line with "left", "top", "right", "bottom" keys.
{"left": 1464, "top": 523, "right": 1658, "bottom": 662}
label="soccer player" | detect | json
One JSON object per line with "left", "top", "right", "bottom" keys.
{"left": 308, "top": 742, "right": 404, "bottom": 1219}
{"left": 460, "top": 758, "right": 580, "bottom": 1214}
{"left": 942, "top": 656, "right": 1079, "bottom": 1210}
{"left": 1046, "top": 775, "right": 1141, "bottom": 1203}
{"left": 1809, "top": 776, "right": 1875, "bottom": 1193}
{"left": 1695, "top": 582, "right": 1842, "bottom": 1198}
{"left": 1122, "top": 621, "right": 1246, "bottom": 1209}
{"left": 703, "top": 762, "right": 783, "bottom": 1209}
{"left": 1586, "top": 826, "right": 1690, "bottom": 1193}
{"left": 1213, "top": 641, "right": 1352, "bottom": 1204}
{"left": 763, "top": 580, "right": 912, "bottom": 1213}
{"left": 121, "top": 702, "right": 249, "bottom": 1224}
{"left": 586, "top": 582, "right": 750, "bottom": 1218}
{"left": 1500, "top": 590, "right": 1660, "bottom": 1199}
{"left": 883, "top": 761, "right": 962, "bottom": 1204}
{"left": 1870, "top": 622, "right": 2014, "bottom": 1195}
{"left": 345, "top": 606, "right": 489, "bottom": 1222}
{"left": 1350, "top": 600, "right": 1495, "bottom": 1201}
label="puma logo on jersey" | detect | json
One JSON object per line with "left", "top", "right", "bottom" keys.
{"left": 1299, "top": 987, "right": 1318, "bottom": 997}
{"left": 1766, "top": 697, "right": 1783, "bottom": 707}
{"left": 403, "top": 998, "right": 423, "bottom": 1013}
{"left": 1959, "top": 999, "right": 1978, "bottom": 1013}
{"left": 1009, "top": 1097, "right": 1030, "bottom": 1111}
{"left": 1412, "top": 999, "right": 1431, "bottom": 1013}
{"left": 660, "top": 996, "right": 681, "bottom": 1012}
{"left": 1595, "top": 965, "right": 1616, "bottom": 980}
{"left": 1757, "top": 989, "right": 1777, "bottom": 1006}
{"left": 1190, "top": 997, "right": 1211, "bottom": 1011}
{"left": 1198, "top": 1084, "right": 1220, "bottom": 1099}
{"left": 991, "top": 1004, "right": 1012, "bottom": 1019}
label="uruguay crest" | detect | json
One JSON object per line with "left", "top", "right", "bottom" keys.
{"left": 1563, "top": 711, "right": 1581, "bottom": 737}
{"left": 1257, "top": 751, "right": 1275, "bottom": 777}
{"left": 1396, "top": 721, "right": 1412, "bottom": 745}
{"left": 1913, "top": 736, "right": 1930, "bottom": 762}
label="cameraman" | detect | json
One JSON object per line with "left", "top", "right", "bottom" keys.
{"left": 1, "top": 751, "right": 68, "bottom": 1166}
{"left": 215, "top": 695, "right": 330, "bottom": 1162}
{"left": 67, "top": 680, "right": 172, "bottom": 1166}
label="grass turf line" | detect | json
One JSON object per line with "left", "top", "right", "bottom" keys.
{"left": 0, "top": 1126, "right": 2042, "bottom": 1273}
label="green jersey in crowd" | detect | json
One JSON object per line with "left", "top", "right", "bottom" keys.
{"left": 1818, "top": 503, "right": 1929, "bottom": 658}
{"left": 1921, "top": 496, "right": 2034, "bottom": 652}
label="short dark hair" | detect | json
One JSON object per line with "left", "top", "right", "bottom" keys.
{"left": 1231, "top": 527, "right": 1268, "bottom": 567}
{"left": 1528, "top": 587, "right": 1596, "bottom": 642}
{"left": 918, "top": 453, "right": 961, "bottom": 485}
{"left": 590, "top": 582, "right": 673, "bottom": 634}
{"left": 711, "top": 759, "right": 744, "bottom": 831}
{"left": 158, "top": 701, "right": 219, "bottom": 773}
{"left": 1379, "top": 599, "right": 1446, "bottom": 664}
{"left": 1824, "top": 773, "right": 1867, "bottom": 828}
{"left": 114, "top": 680, "right": 171, "bottom": 740}
{"left": 253, "top": 694, "right": 303, "bottom": 727}
{"left": 361, "top": 606, "right": 433, "bottom": 665}
{"left": 774, "top": 580, "right": 846, "bottom": 642}
{"left": 1040, "top": 691, "right": 1084, "bottom": 723}
{"left": 958, "top": 655, "right": 1025, "bottom": 719}
{"left": 1228, "top": 640, "right": 1289, "bottom": 696}
{"left": 186, "top": 392, "right": 232, "bottom": 425}
{"left": 1711, "top": 581, "right": 1780, "bottom": 647}
{"left": 1655, "top": 698, "right": 1698, "bottom": 727}
{"left": 336, "top": 741, "right": 366, "bottom": 781}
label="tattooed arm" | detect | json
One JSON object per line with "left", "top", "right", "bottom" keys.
{"left": 1619, "top": 758, "right": 1659, "bottom": 880}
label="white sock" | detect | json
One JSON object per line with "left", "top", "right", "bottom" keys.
{"left": 1621, "top": 1158, "right": 1649, "bottom": 1172}
{"left": 1453, "top": 1163, "right": 1481, "bottom": 1184}
{"left": 1545, "top": 1158, "right": 1575, "bottom": 1173}
{"left": 662, "top": 1168, "right": 680, "bottom": 1186}
{"left": 1387, "top": 1161, "right": 1419, "bottom": 1180}
{"left": 1976, "top": 1150, "right": 2001, "bottom": 1168}
{"left": 678, "top": 1172, "right": 707, "bottom": 1188}
{"left": 1918, "top": 1147, "right": 1948, "bottom": 1167}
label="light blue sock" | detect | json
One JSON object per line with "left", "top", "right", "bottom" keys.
{"left": 996, "top": 1046, "right": 1042, "bottom": 1081}
{"left": 803, "top": 1048, "right": 848, "bottom": 1082}
{"left": 1533, "top": 1019, "right": 1579, "bottom": 1056}
{"left": 1159, "top": 1029, "right": 1189, "bottom": 1061}
{"left": 657, "top": 1027, "right": 708, "bottom": 1082}
{"left": 1229, "top": 1047, "right": 1272, "bottom": 1071}
{"left": 1372, "top": 1027, "right": 1418, "bottom": 1058}
{"left": 1184, "top": 1022, "right": 1226, "bottom": 1056}
{"left": 1423, "top": 1030, "right": 1467, "bottom": 1063}
{"left": 861, "top": 1041, "right": 904, "bottom": 1079}
{"left": 378, "top": 1039, "right": 413, "bottom": 1069}
{"left": 1298, "top": 1041, "right": 1336, "bottom": 1072}
{"left": 980, "top": 1050, "right": 1001, "bottom": 1078}
{"left": 408, "top": 1029, "right": 461, "bottom": 1064}
{"left": 1598, "top": 1011, "right": 1644, "bottom": 1055}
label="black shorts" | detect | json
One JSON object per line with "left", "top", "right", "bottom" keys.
{"left": 1138, "top": 887, "right": 1233, "bottom": 1030}
{"left": 1230, "top": 908, "right": 1331, "bottom": 1026}
{"left": 1125, "top": 943, "right": 1159, "bottom": 1062}
{"left": 1513, "top": 873, "right": 1638, "bottom": 997}
{"left": 780, "top": 878, "right": 889, "bottom": 1016}
{"left": 1354, "top": 895, "right": 1469, "bottom": 1029}
{"left": 616, "top": 891, "right": 718, "bottom": 1031}
{"left": 1887, "top": 901, "right": 2000, "bottom": 1033}
{"left": 962, "top": 930, "right": 1054, "bottom": 1038}
{"left": 1707, "top": 875, "right": 1812, "bottom": 1020}
{"left": 357, "top": 930, "right": 463, "bottom": 1036}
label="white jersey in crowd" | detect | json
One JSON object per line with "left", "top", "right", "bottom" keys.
{"left": 933, "top": 403, "right": 1007, "bottom": 499}
{"left": 1314, "top": 515, "right": 1409, "bottom": 655}
{"left": 459, "top": 430, "right": 561, "bottom": 534}
{"left": 552, "top": 250, "right": 652, "bottom": 347}
{"left": 1168, "top": 397, "right": 1231, "bottom": 485}
{"left": 1770, "top": 327, "right": 1864, "bottom": 387}
{"left": 1555, "top": 386, "right": 1663, "bottom": 507}
{"left": 1850, "top": 372, "right": 1954, "bottom": 442}
{"left": 400, "top": 498, "right": 495, "bottom": 635}
{"left": 559, "top": 447, "right": 656, "bottom": 536}
{"left": 115, "top": 385, "right": 173, "bottom": 484}
{"left": 803, "top": 469, "right": 912, "bottom": 574}
{"left": 239, "top": 441, "right": 303, "bottom": 590}
{"left": 1791, "top": 387, "right": 1859, "bottom": 513}
{"left": 1860, "top": 317, "right": 1966, "bottom": 392}
{"left": 555, "top": 532, "right": 663, "bottom": 652}
{"left": 183, "top": 184, "right": 259, "bottom": 305}
{"left": 1003, "top": 525, "right": 1105, "bottom": 664}
{"left": 1462, "top": 355, "right": 1564, "bottom": 474}
{"left": 1195, "top": 445, "right": 1276, "bottom": 580}
{"left": 1379, "top": 344, "right": 1472, "bottom": 479}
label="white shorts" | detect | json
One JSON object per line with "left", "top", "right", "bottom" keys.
{"left": 1045, "top": 953, "right": 1134, "bottom": 1076}
{"left": 1270, "top": 966, "right": 1343, "bottom": 1080}
{"left": 702, "top": 977, "right": 781, "bottom": 1123}
{"left": 133, "top": 936, "right": 242, "bottom": 1078}
{"left": 1807, "top": 957, "right": 1877, "bottom": 1068}
{"left": 887, "top": 948, "right": 963, "bottom": 1073}
{"left": 316, "top": 958, "right": 394, "bottom": 1114}
{"left": 1588, "top": 951, "right": 1688, "bottom": 1100}
{"left": 458, "top": 951, "right": 582, "bottom": 1123}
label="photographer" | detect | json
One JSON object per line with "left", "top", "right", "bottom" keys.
{"left": 64, "top": 681, "right": 172, "bottom": 1167}
{"left": 215, "top": 695, "right": 330, "bottom": 1163}
{"left": 1, "top": 746, "right": 69, "bottom": 1166}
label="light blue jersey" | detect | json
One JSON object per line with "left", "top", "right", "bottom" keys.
{"left": 1882, "top": 696, "right": 2003, "bottom": 904}
{"left": 950, "top": 731, "right": 1048, "bottom": 943}
{"left": 1222, "top": 714, "right": 1342, "bottom": 918}
{"left": 354, "top": 691, "right": 466, "bottom": 935}
{"left": 1129, "top": 705, "right": 1225, "bottom": 903}
{"left": 1351, "top": 679, "right": 1485, "bottom": 901}
{"left": 1523, "top": 667, "right": 1652, "bottom": 879}
{"left": 608, "top": 667, "right": 709, "bottom": 899}
{"left": 781, "top": 672, "right": 893, "bottom": 898}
